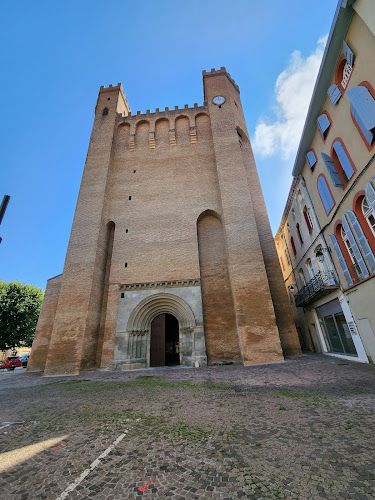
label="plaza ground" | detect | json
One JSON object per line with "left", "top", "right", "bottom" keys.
{"left": 0, "top": 354, "right": 374, "bottom": 499}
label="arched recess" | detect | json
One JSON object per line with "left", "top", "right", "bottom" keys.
{"left": 195, "top": 113, "right": 212, "bottom": 141}
{"left": 155, "top": 118, "right": 170, "bottom": 147}
{"left": 115, "top": 123, "right": 130, "bottom": 154}
{"left": 175, "top": 115, "right": 190, "bottom": 145}
{"left": 135, "top": 120, "right": 150, "bottom": 148}
{"left": 95, "top": 221, "right": 115, "bottom": 367}
{"left": 197, "top": 210, "right": 241, "bottom": 362}
{"left": 126, "top": 292, "right": 196, "bottom": 333}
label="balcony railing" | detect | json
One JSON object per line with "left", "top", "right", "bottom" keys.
{"left": 294, "top": 271, "right": 339, "bottom": 307}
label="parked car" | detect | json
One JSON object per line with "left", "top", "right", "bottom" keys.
{"left": 21, "top": 355, "right": 29, "bottom": 368}
{"left": 3, "top": 357, "right": 22, "bottom": 370}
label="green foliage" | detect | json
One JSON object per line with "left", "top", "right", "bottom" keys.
{"left": 0, "top": 280, "right": 44, "bottom": 350}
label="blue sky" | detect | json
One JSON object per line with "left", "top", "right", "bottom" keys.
{"left": 0, "top": 0, "right": 337, "bottom": 289}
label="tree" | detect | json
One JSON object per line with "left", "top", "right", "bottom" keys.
{"left": 0, "top": 281, "right": 44, "bottom": 351}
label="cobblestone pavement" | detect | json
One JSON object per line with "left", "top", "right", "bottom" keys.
{"left": 0, "top": 353, "right": 374, "bottom": 499}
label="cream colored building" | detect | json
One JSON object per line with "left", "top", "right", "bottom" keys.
{"left": 275, "top": 0, "right": 375, "bottom": 363}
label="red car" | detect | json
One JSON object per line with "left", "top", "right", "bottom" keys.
{"left": 3, "top": 357, "right": 22, "bottom": 370}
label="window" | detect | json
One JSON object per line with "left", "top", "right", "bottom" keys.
{"left": 362, "top": 198, "right": 375, "bottom": 237}
{"left": 332, "top": 140, "right": 355, "bottom": 183}
{"left": 291, "top": 237, "right": 296, "bottom": 256}
{"left": 321, "top": 153, "right": 344, "bottom": 187}
{"left": 341, "top": 226, "right": 356, "bottom": 265}
{"left": 102, "top": 107, "right": 109, "bottom": 116}
{"left": 280, "top": 256, "right": 285, "bottom": 272}
{"left": 298, "top": 269, "right": 306, "bottom": 286}
{"left": 329, "top": 233, "right": 353, "bottom": 287}
{"left": 306, "top": 150, "right": 317, "bottom": 170}
{"left": 346, "top": 85, "right": 375, "bottom": 146}
{"left": 345, "top": 210, "right": 375, "bottom": 275}
{"left": 285, "top": 248, "right": 290, "bottom": 265}
{"left": 318, "top": 176, "right": 335, "bottom": 214}
{"left": 303, "top": 206, "right": 313, "bottom": 232}
{"left": 327, "top": 84, "right": 342, "bottom": 106}
{"left": 317, "top": 113, "right": 331, "bottom": 140}
{"left": 296, "top": 224, "right": 303, "bottom": 245}
{"left": 336, "top": 41, "right": 354, "bottom": 92}
{"left": 291, "top": 208, "right": 296, "bottom": 220}
{"left": 306, "top": 259, "right": 315, "bottom": 278}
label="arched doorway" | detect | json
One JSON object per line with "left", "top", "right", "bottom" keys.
{"left": 150, "top": 313, "right": 180, "bottom": 367}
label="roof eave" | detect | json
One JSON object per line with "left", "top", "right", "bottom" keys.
{"left": 291, "top": 0, "right": 355, "bottom": 177}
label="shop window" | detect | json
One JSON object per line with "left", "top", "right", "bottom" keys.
{"left": 303, "top": 206, "right": 313, "bottom": 232}
{"left": 346, "top": 84, "right": 375, "bottom": 147}
{"left": 318, "top": 175, "right": 335, "bottom": 214}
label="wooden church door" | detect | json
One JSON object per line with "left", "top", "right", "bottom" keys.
{"left": 150, "top": 314, "right": 166, "bottom": 367}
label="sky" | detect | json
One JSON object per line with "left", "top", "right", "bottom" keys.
{"left": 0, "top": 0, "right": 338, "bottom": 289}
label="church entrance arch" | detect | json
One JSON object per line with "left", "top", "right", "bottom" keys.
{"left": 150, "top": 313, "right": 180, "bottom": 367}
{"left": 113, "top": 291, "right": 207, "bottom": 370}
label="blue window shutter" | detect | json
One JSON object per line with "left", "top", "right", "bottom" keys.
{"left": 365, "top": 181, "right": 375, "bottom": 213}
{"left": 352, "top": 108, "right": 374, "bottom": 146}
{"left": 327, "top": 84, "right": 342, "bottom": 105}
{"left": 346, "top": 210, "right": 375, "bottom": 273}
{"left": 306, "top": 151, "right": 317, "bottom": 169}
{"left": 342, "top": 214, "right": 369, "bottom": 279}
{"left": 318, "top": 176, "right": 334, "bottom": 213}
{"left": 343, "top": 41, "right": 354, "bottom": 67}
{"left": 321, "top": 153, "right": 344, "bottom": 187}
{"left": 347, "top": 86, "right": 375, "bottom": 144}
{"left": 329, "top": 233, "right": 353, "bottom": 287}
{"left": 333, "top": 141, "right": 354, "bottom": 180}
{"left": 317, "top": 114, "right": 331, "bottom": 138}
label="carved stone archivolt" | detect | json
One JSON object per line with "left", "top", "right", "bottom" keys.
{"left": 126, "top": 292, "right": 197, "bottom": 332}
{"left": 119, "top": 278, "right": 200, "bottom": 291}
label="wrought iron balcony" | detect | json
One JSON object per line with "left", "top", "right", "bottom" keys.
{"left": 294, "top": 271, "right": 339, "bottom": 307}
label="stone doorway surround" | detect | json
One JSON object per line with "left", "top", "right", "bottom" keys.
{"left": 113, "top": 279, "right": 207, "bottom": 370}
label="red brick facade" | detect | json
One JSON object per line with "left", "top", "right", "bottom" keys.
{"left": 28, "top": 68, "right": 300, "bottom": 375}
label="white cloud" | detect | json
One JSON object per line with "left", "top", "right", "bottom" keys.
{"left": 252, "top": 36, "right": 328, "bottom": 160}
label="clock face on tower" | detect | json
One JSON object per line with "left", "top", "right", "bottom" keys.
{"left": 212, "top": 96, "right": 226, "bottom": 105}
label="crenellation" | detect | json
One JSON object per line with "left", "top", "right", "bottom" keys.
{"left": 117, "top": 103, "right": 208, "bottom": 126}
{"left": 202, "top": 67, "right": 239, "bottom": 93}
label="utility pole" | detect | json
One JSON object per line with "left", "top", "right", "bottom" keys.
{"left": 0, "top": 195, "right": 10, "bottom": 244}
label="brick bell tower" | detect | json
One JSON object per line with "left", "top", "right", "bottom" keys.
{"left": 28, "top": 68, "right": 300, "bottom": 376}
